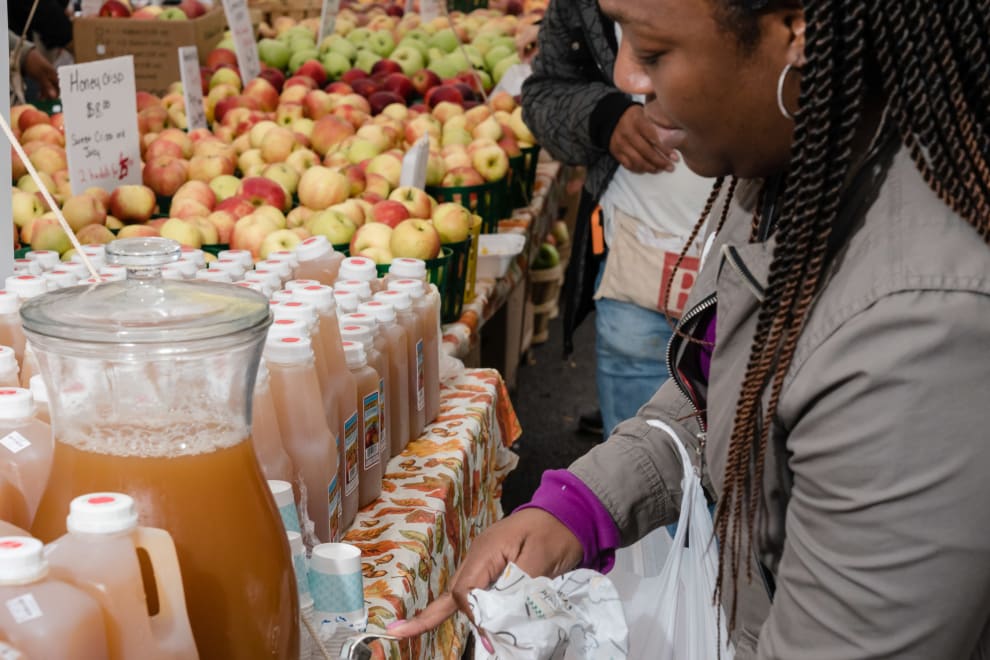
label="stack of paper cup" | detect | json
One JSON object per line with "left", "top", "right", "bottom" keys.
{"left": 309, "top": 543, "right": 366, "bottom": 635}
{"left": 268, "top": 480, "right": 301, "bottom": 533}
{"left": 287, "top": 531, "right": 320, "bottom": 659}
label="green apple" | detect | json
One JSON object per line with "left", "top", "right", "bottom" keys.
{"left": 484, "top": 44, "right": 514, "bottom": 71}
{"left": 471, "top": 33, "right": 498, "bottom": 56}
{"left": 397, "top": 37, "right": 428, "bottom": 59}
{"left": 475, "top": 69, "right": 493, "bottom": 91}
{"left": 354, "top": 49, "right": 382, "bottom": 74}
{"left": 428, "top": 28, "right": 459, "bottom": 54}
{"left": 347, "top": 27, "right": 373, "bottom": 47}
{"left": 427, "top": 47, "right": 447, "bottom": 67}
{"left": 492, "top": 53, "right": 521, "bottom": 85}
{"left": 288, "top": 48, "right": 320, "bottom": 73}
{"left": 462, "top": 45, "right": 484, "bottom": 70}
{"left": 494, "top": 36, "right": 517, "bottom": 52}
{"left": 258, "top": 38, "right": 291, "bottom": 70}
{"left": 428, "top": 57, "right": 461, "bottom": 81}
{"left": 321, "top": 51, "right": 351, "bottom": 79}
{"left": 403, "top": 29, "right": 429, "bottom": 45}
{"left": 391, "top": 46, "right": 425, "bottom": 76}
{"left": 320, "top": 34, "right": 357, "bottom": 61}
{"left": 210, "top": 174, "right": 242, "bottom": 202}
{"left": 158, "top": 7, "right": 187, "bottom": 20}
{"left": 289, "top": 36, "right": 317, "bottom": 53}
{"left": 368, "top": 31, "right": 395, "bottom": 58}
{"left": 216, "top": 36, "right": 235, "bottom": 51}
{"left": 445, "top": 51, "right": 470, "bottom": 74}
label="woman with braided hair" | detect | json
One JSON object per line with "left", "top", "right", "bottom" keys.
{"left": 391, "top": 0, "right": 990, "bottom": 656}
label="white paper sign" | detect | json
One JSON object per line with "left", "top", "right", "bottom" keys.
{"left": 400, "top": 136, "right": 430, "bottom": 190}
{"left": 318, "top": 0, "right": 341, "bottom": 43}
{"left": 221, "top": 0, "right": 261, "bottom": 82}
{"left": 80, "top": 0, "right": 102, "bottom": 16}
{"left": 58, "top": 56, "right": 142, "bottom": 195}
{"left": 0, "top": 5, "right": 11, "bottom": 281}
{"left": 178, "top": 46, "right": 208, "bottom": 131}
{"left": 420, "top": 0, "right": 441, "bottom": 22}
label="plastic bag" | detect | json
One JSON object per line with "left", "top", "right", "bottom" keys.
{"left": 612, "top": 420, "right": 733, "bottom": 660}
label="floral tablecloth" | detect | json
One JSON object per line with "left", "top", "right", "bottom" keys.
{"left": 441, "top": 159, "right": 566, "bottom": 359}
{"left": 342, "top": 368, "right": 522, "bottom": 659}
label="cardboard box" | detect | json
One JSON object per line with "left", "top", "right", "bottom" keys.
{"left": 73, "top": 8, "right": 227, "bottom": 94}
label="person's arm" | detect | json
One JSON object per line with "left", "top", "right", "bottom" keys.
{"left": 758, "top": 289, "right": 990, "bottom": 658}
{"left": 11, "top": 32, "right": 60, "bottom": 100}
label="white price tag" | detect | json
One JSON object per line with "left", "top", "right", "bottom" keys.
{"left": 58, "top": 56, "right": 142, "bottom": 195}
{"left": 80, "top": 0, "right": 101, "bottom": 16}
{"left": 420, "top": 0, "right": 441, "bottom": 22}
{"left": 0, "top": 641, "right": 24, "bottom": 659}
{"left": 178, "top": 46, "right": 208, "bottom": 131}
{"left": 399, "top": 136, "right": 430, "bottom": 190}
{"left": 0, "top": 431, "right": 31, "bottom": 454}
{"left": 220, "top": 0, "right": 260, "bottom": 82}
{"left": 5, "top": 594, "right": 42, "bottom": 624}
{"left": 318, "top": 0, "right": 341, "bottom": 43}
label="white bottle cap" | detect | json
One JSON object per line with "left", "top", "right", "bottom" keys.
{"left": 233, "top": 280, "right": 271, "bottom": 297}
{"left": 0, "top": 537, "right": 47, "bottom": 584}
{"left": 268, "top": 318, "right": 309, "bottom": 339}
{"left": 209, "top": 259, "right": 246, "bottom": 280}
{"left": 60, "top": 261, "right": 91, "bottom": 280}
{"left": 267, "top": 250, "right": 299, "bottom": 269}
{"left": 388, "top": 279, "right": 425, "bottom": 299}
{"left": 342, "top": 340, "right": 367, "bottom": 368}
{"left": 339, "top": 257, "right": 377, "bottom": 283}
{"left": 268, "top": 480, "right": 295, "bottom": 509}
{"left": 339, "top": 312, "right": 376, "bottom": 330}
{"left": 264, "top": 335, "right": 313, "bottom": 364}
{"left": 194, "top": 269, "right": 233, "bottom": 283}
{"left": 256, "top": 259, "right": 292, "bottom": 282}
{"left": 45, "top": 269, "right": 79, "bottom": 289}
{"left": 0, "top": 347, "right": 17, "bottom": 375}
{"left": 359, "top": 300, "right": 396, "bottom": 323}
{"left": 28, "top": 376, "right": 46, "bottom": 406}
{"left": 285, "top": 279, "right": 320, "bottom": 291}
{"left": 26, "top": 250, "right": 61, "bottom": 271}
{"left": 339, "top": 324, "right": 373, "bottom": 351}
{"left": 173, "top": 258, "right": 199, "bottom": 279}
{"left": 5, "top": 275, "right": 48, "bottom": 299}
{"left": 81, "top": 244, "right": 106, "bottom": 258}
{"left": 389, "top": 258, "right": 427, "bottom": 280}
{"left": 295, "top": 235, "right": 331, "bottom": 262}
{"left": 0, "top": 388, "right": 33, "bottom": 419}
{"left": 334, "top": 279, "right": 371, "bottom": 301}
{"left": 161, "top": 264, "right": 187, "bottom": 281}
{"left": 98, "top": 264, "right": 127, "bottom": 281}
{"left": 272, "top": 300, "right": 317, "bottom": 327}
{"left": 180, "top": 247, "right": 206, "bottom": 268}
{"left": 244, "top": 269, "right": 282, "bottom": 291}
{"left": 289, "top": 285, "right": 335, "bottom": 314}
{"left": 0, "top": 292, "right": 18, "bottom": 315}
{"left": 270, "top": 289, "right": 295, "bottom": 303}
{"left": 12, "top": 259, "right": 41, "bottom": 276}
{"left": 333, "top": 290, "right": 360, "bottom": 314}
{"left": 71, "top": 252, "right": 105, "bottom": 269}
{"left": 374, "top": 289, "right": 412, "bottom": 311}
{"left": 66, "top": 493, "right": 139, "bottom": 535}
{"left": 218, "top": 249, "right": 254, "bottom": 270}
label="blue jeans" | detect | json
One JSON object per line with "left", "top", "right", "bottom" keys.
{"left": 595, "top": 263, "right": 674, "bottom": 439}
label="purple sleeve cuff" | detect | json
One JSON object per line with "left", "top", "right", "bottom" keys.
{"left": 516, "top": 469, "right": 622, "bottom": 573}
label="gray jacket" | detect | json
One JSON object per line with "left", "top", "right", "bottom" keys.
{"left": 570, "top": 138, "right": 990, "bottom": 657}
{"left": 520, "top": 0, "right": 634, "bottom": 199}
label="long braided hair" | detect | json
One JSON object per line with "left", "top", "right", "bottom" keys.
{"left": 666, "top": 0, "right": 990, "bottom": 631}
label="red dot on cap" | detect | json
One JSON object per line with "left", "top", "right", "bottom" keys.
{"left": 0, "top": 389, "right": 18, "bottom": 396}
{"left": 0, "top": 540, "right": 23, "bottom": 549}
{"left": 304, "top": 237, "right": 317, "bottom": 244}
{"left": 282, "top": 337, "right": 300, "bottom": 344}
{"left": 285, "top": 302, "right": 301, "bottom": 307}
{"left": 17, "top": 275, "right": 35, "bottom": 280}
{"left": 275, "top": 319, "right": 293, "bottom": 325}
{"left": 304, "top": 285, "right": 321, "bottom": 290}
{"left": 352, "top": 258, "right": 366, "bottom": 264}
{"left": 87, "top": 495, "right": 115, "bottom": 505}
{"left": 367, "top": 302, "right": 382, "bottom": 306}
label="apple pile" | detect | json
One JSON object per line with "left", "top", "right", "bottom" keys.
{"left": 97, "top": 0, "right": 207, "bottom": 20}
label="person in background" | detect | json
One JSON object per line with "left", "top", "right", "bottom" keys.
{"left": 391, "top": 0, "right": 990, "bottom": 656}
{"left": 8, "top": 0, "right": 73, "bottom": 52}
{"left": 519, "top": 0, "right": 713, "bottom": 440}
{"left": 9, "top": 31, "right": 59, "bottom": 101}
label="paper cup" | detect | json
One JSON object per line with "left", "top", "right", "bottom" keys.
{"left": 308, "top": 543, "right": 365, "bottom": 623}
{"left": 286, "top": 531, "right": 311, "bottom": 600}
{"left": 268, "top": 480, "right": 301, "bottom": 533}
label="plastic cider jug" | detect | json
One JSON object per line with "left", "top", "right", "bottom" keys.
{"left": 0, "top": 536, "right": 109, "bottom": 658}
{"left": 46, "top": 493, "right": 199, "bottom": 660}
{"left": 0, "top": 348, "right": 19, "bottom": 388}
{"left": 338, "top": 257, "right": 381, "bottom": 293}
{"left": 0, "top": 388, "right": 51, "bottom": 528}
{"left": 343, "top": 341, "right": 382, "bottom": 507}
{"left": 252, "top": 361, "right": 294, "bottom": 483}
{"left": 359, "top": 301, "right": 410, "bottom": 457}
{"left": 374, "top": 290, "right": 425, "bottom": 441}
{"left": 294, "top": 236, "right": 343, "bottom": 286}
{"left": 389, "top": 279, "right": 441, "bottom": 425}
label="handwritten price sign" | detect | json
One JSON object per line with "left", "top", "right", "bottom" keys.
{"left": 58, "top": 56, "right": 142, "bottom": 195}
{"left": 318, "top": 0, "right": 341, "bottom": 43}
{"left": 178, "top": 46, "right": 207, "bottom": 131}
{"left": 221, "top": 0, "right": 261, "bottom": 83}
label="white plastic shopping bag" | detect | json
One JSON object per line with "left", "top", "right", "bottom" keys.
{"left": 612, "top": 420, "right": 733, "bottom": 660}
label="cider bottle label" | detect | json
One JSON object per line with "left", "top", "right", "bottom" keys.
{"left": 5, "top": 593, "right": 42, "bottom": 623}
{"left": 0, "top": 432, "right": 30, "bottom": 454}
{"left": 0, "top": 641, "right": 25, "bottom": 659}
{"left": 328, "top": 475, "right": 341, "bottom": 541}
{"left": 362, "top": 390, "right": 380, "bottom": 468}
{"left": 344, "top": 413, "right": 359, "bottom": 496}
{"left": 416, "top": 339, "right": 425, "bottom": 411}
{"left": 378, "top": 377, "right": 387, "bottom": 450}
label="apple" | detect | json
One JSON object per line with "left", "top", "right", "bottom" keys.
{"left": 286, "top": 206, "right": 314, "bottom": 229}
{"left": 258, "top": 38, "right": 292, "bottom": 70}
{"left": 350, "top": 221, "right": 393, "bottom": 255}
{"left": 240, "top": 176, "right": 289, "bottom": 211}
{"left": 207, "top": 48, "right": 239, "bottom": 71}
{"left": 259, "top": 126, "right": 296, "bottom": 164}
{"left": 216, "top": 195, "right": 256, "bottom": 220}
{"left": 253, "top": 204, "right": 286, "bottom": 229}
{"left": 262, "top": 162, "right": 301, "bottom": 196}
{"left": 303, "top": 89, "right": 334, "bottom": 120}
{"left": 424, "top": 152, "right": 447, "bottom": 186}
{"left": 345, "top": 137, "right": 382, "bottom": 164}
{"left": 158, "top": 7, "right": 188, "bottom": 20}
{"left": 260, "top": 229, "right": 303, "bottom": 259}
{"left": 284, "top": 75, "right": 317, "bottom": 91}
{"left": 210, "top": 68, "right": 242, "bottom": 93}
{"left": 209, "top": 174, "right": 242, "bottom": 202}
{"left": 389, "top": 46, "right": 425, "bottom": 76}
{"left": 369, "top": 200, "right": 411, "bottom": 228}
{"left": 75, "top": 224, "right": 115, "bottom": 245}
{"left": 11, "top": 191, "right": 44, "bottom": 229}
{"left": 159, "top": 218, "right": 201, "bottom": 248}
{"left": 291, "top": 117, "right": 315, "bottom": 140}
{"left": 306, "top": 209, "right": 357, "bottom": 245}
{"left": 471, "top": 144, "right": 510, "bottom": 182}
{"left": 365, "top": 91, "right": 400, "bottom": 116}
{"left": 99, "top": 0, "right": 131, "bottom": 17}
{"left": 320, "top": 52, "right": 351, "bottom": 81}
{"left": 410, "top": 69, "right": 442, "bottom": 98}
{"left": 237, "top": 148, "right": 265, "bottom": 174}
{"left": 490, "top": 90, "right": 517, "bottom": 113}
{"left": 17, "top": 172, "right": 56, "bottom": 196}
{"left": 328, "top": 198, "right": 370, "bottom": 227}
{"left": 28, "top": 144, "right": 67, "bottom": 174}
{"left": 21, "top": 124, "right": 63, "bottom": 147}
{"left": 169, "top": 197, "right": 211, "bottom": 220}
{"left": 310, "top": 115, "right": 355, "bottom": 156}
{"left": 365, "top": 152, "right": 403, "bottom": 187}
{"left": 442, "top": 126, "right": 473, "bottom": 147}
{"left": 341, "top": 68, "right": 369, "bottom": 85}
{"left": 61, "top": 194, "right": 107, "bottom": 233}
{"left": 441, "top": 166, "right": 485, "bottom": 187}
{"left": 178, "top": 0, "right": 205, "bottom": 18}
{"left": 156, "top": 128, "right": 193, "bottom": 158}
{"left": 244, "top": 78, "right": 280, "bottom": 112}
{"left": 431, "top": 202, "right": 472, "bottom": 243}
{"left": 370, "top": 59, "right": 403, "bottom": 77}
{"left": 427, "top": 28, "right": 459, "bottom": 54}
{"left": 351, "top": 78, "right": 382, "bottom": 99}
{"left": 432, "top": 100, "right": 464, "bottom": 124}
{"left": 280, "top": 86, "right": 309, "bottom": 107}
{"left": 258, "top": 66, "right": 286, "bottom": 93}
{"left": 355, "top": 49, "right": 382, "bottom": 74}
{"left": 472, "top": 115, "right": 503, "bottom": 142}
{"left": 368, "top": 32, "right": 396, "bottom": 58}
{"left": 297, "top": 166, "right": 350, "bottom": 210}
{"left": 388, "top": 186, "right": 433, "bottom": 219}
{"left": 143, "top": 157, "right": 189, "bottom": 197}
{"left": 205, "top": 210, "right": 237, "bottom": 243}
{"left": 390, "top": 218, "right": 440, "bottom": 259}
{"left": 492, "top": 53, "right": 522, "bottom": 85}
{"left": 117, "top": 224, "right": 160, "bottom": 239}
{"left": 325, "top": 81, "right": 353, "bottom": 95}
{"left": 191, "top": 217, "right": 219, "bottom": 245}
{"left": 320, "top": 34, "right": 357, "bottom": 61}
{"left": 296, "top": 60, "right": 328, "bottom": 87}
{"left": 425, "top": 85, "right": 464, "bottom": 110}
{"left": 341, "top": 164, "right": 367, "bottom": 197}
{"left": 364, "top": 172, "right": 393, "bottom": 199}
{"left": 286, "top": 148, "right": 321, "bottom": 174}
{"left": 231, "top": 214, "right": 280, "bottom": 259}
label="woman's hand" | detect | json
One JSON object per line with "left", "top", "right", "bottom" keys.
{"left": 22, "top": 49, "right": 59, "bottom": 100}
{"left": 387, "top": 508, "right": 584, "bottom": 639}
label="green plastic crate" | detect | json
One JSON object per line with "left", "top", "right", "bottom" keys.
{"left": 446, "top": 0, "right": 487, "bottom": 11}
{"left": 508, "top": 145, "right": 541, "bottom": 209}
{"left": 426, "top": 177, "right": 509, "bottom": 234}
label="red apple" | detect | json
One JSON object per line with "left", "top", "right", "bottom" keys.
{"left": 371, "top": 59, "right": 403, "bottom": 76}
{"left": 310, "top": 115, "right": 355, "bottom": 156}
{"left": 425, "top": 84, "right": 464, "bottom": 109}
{"left": 382, "top": 73, "right": 414, "bottom": 103}
{"left": 98, "top": 0, "right": 131, "bottom": 17}
{"left": 367, "top": 91, "right": 404, "bottom": 116}
{"left": 145, "top": 137, "right": 184, "bottom": 162}
{"left": 243, "top": 77, "right": 280, "bottom": 112}
{"left": 325, "top": 81, "right": 353, "bottom": 94}
{"left": 206, "top": 48, "right": 239, "bottom": 70}
{"left": 239, "top": 176, "right": 289, "bottom": 211}
{"left": 216, "top": 195, "right": 256, "bottom": 220}
{"left": 411, "top": 69, "right": 442, "bottom": 97}
{"left": 341, "top": 68, "right": 369, "bottom": 85}
{"left": 178, "top": 0, "right": 206, "bottom": 18}
{"left": 385, "top": 4, "right": 404, "bottom": 17}
{"left": 109, "top": 185, "right": 157, "bottom": 223}
{"left": 351, "top": 78, "right": 383, "bottom": 99}
{"left": 258, "top": 66, "right": 286, "bottom": 93}
{"left": 369, "top": 200, "right": 410, "bottom": 228}
{"left": 284, "top": 75, "right": 318, "bottom": 90}
{"left": 296, "top": 60, "right": 328, "bottom": 87}
{"left": 453, "top": 83, "right": 476, "bottom": 103}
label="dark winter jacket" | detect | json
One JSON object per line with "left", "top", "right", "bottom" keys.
{"left": 520, "top": 0, "right": 637, "bottom": 199}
